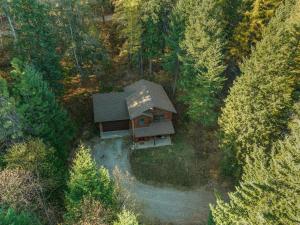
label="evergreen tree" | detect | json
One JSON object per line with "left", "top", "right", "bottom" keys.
{"left": 141, "top": 0, "right": 172, "bottom": 76}
{"left": 219, "top": 0, "right": 300, "bottom": 176}
{"left": 179, "top": 0, "right": 226, "bottom": 126}
{"left": 4, "top": 0, "right": 62, "bottom": 88}
{"left": 113, "top": 0, "right": 143, "bottom": 67}
{"left": 230, "top": 0, "right": 282, "bottom": 63}
{"left": 64, "top": 144, "right": 116, "bottom": 224}
{"left": 0, "top": 207, "right": 41, "bottom": 225}
{"left": 163, "top": 3, "right": 184, "bottom": 95}
{"left": 0, "top": 78, "right": 22, "bottom": 152}
{"left": 212, "top": 102, "right": 300, "bottom": 225}
{"left": 163, "top": 0, "right": 200, "bottom": 95}
{"left": 10, "top": 59, "right": 75, "bottom": 158}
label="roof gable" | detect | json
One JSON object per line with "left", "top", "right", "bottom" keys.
{"left": 125, "top": 80, "right": 176, "bottom": 119}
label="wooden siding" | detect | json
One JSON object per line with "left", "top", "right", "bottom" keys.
{"left": 133, "top": 115, "right": 152, "bottom": 128}
{"left": 152, "top": 108, "right": 173, "bottom": 121}
{"left": 132, "top": 108, "right": 173, "bottom": 129}
{"left": 101, "top": 120, "right": 130, "bottom": 132}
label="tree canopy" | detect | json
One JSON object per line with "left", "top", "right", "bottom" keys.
{"left": 219, "top": 0, "right": 300, "bottom": 177}
{"left": 179, "top": 0, "right": 226, "bottom": 126}
{"left": 64, "top": 144, "right": 116, "bottom": 224}
{"left": 212, "top": 102, "right": 300, "bottom": 225}
{"left": 10, "top": 59, "right": 75, "bottom": 158}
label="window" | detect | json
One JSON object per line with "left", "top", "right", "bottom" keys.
{"left": 154, "top": 114, "right": 165, "bottom": 122}
{"left": 139, "top": 118, "right": 145, "bottom": 126}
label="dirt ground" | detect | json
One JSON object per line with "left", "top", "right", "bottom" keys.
{"left": 89, "top": 137, "right": 230, "bottom": 225}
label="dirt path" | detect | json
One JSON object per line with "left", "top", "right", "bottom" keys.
{"left": 90, "top": 137, "right": 221, "bottom": 225}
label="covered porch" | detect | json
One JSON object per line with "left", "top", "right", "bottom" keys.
{"left": 132, "top": 136, "right": 172, "bottom": 150}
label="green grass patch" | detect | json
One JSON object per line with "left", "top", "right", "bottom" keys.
{"left": 130, "top": 134, "right": 209, "bottom": 187}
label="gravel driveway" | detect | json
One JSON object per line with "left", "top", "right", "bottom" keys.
{"left": 90, "top": 137, "right": 219, "bottom": 225}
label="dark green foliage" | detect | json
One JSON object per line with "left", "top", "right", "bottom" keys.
{"left": 163, "top": 0, "right": 192, "bottom": 95}
{"left": 141, "top": 0, "right": 166, "bottom": 75}
{"left": 0, "top": 207, "right": 41, "bottom": 225}
{"left": 212, "top": 102, "right": 300, "bottom": 225}
{"left": 207, "top": 210, "right": 215, "bottom": 225}
{"left": 4, "top": 139, "right": 64, "bottom": 193}
{"left": 113, "top": 0, "right": 143, "bottom": 67}
{"left": 219, "top": 0, "right": 300, "bottom": 175}
{"left": 10, "top": 59, "right": 75, "bottom": 158}
{"left": 5, "top": 0, "right": 62, "bottom": 88}
{"left": 64, "top": 144, "right": 116, "bottom": 224}
{"left": 0, "top": 78, "right": 23, "bottom": 152}
{"left": 179, "top": 0, "right": 226, "bottom": 126}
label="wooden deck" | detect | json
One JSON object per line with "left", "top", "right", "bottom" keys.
{"left": 132, "top": 136, "right": 172, "bottom": 150}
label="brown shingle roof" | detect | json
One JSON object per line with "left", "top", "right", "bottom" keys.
{"left": 125, "top": 80, "right": 177, "bottom": 119}
{"left": 133, "top": 121, "right": 175, "bottom": 138}
{"left": 92, "top": 92, "right": 130, "bottom": 122}
{"left": 92, "top": 80, "right": 176, "bottom": 123}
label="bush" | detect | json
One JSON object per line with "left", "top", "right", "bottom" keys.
{"left": 113, "top": 210, "right": 138, "bottom": 225}
{"left": 0, "top": 207, "right": 41, "bottom": 225}
{"left": 5, "top": 139, "right": 64, "bottom": 193}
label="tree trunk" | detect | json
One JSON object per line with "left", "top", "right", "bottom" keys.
{"left": 172, "top": 58, "right": 180, "bottom": 96}
{"left": 1, "top": 3, "right": 17, "bottom": 45}
{"left": 149, "top": 58, "right": 152, "bottom": 76}
{"left": 140, "top": 54, "right": 143, "bottom": 76}
{"left": 101, "top": 6, "right": 105, "bottom": 24}
{"left": 67, "top": 14, "right": 83, "bottom": 79}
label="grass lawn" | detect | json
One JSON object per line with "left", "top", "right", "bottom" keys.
{"left": 130, "top": 131, "right": 220, "bottom": 188}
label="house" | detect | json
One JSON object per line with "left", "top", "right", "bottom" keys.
{"left": 92, "top": 79, "right": 177, "bottom": 148}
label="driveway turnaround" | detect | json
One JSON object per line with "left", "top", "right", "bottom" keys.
{"left": 91, "top": 137, "right": 219, "bottom": 225}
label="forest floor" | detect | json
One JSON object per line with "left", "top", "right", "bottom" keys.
{"left": 89, "top": 137, "right": 230, "bottom": 225}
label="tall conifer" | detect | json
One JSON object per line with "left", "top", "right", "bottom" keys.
{"left": 219, "top": 0, "right": 300, "bottom": 176}
{"left": 10, "top": 59, "right": 74, "bottom": 158}
{"left": 212, "top": 102, "right": 300, "bottom": 224}
{"left": 180, "top": 0, "right": 226, "bottom": 126}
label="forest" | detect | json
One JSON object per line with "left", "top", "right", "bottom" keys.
{"left": 0, "top": 0, "right": 299, "bottom": 224}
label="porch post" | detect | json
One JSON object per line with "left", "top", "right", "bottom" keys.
{"left": 154, "top": 136, "right": 156, "bottom": 146}
{"left": 99, "top": 123, "right": 103, "bottom": 137}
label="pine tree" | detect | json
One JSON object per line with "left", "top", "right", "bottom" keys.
{"left": 0, "top": 78, "right": 22, "bottom": 152}
{"left": 10, "top": 59, "right": 75, "bottom": 158}
{"left": 212, "top": 102, "right": 300, "bottom": 225}
{"left": 64, "top": 144, "right": 116, "bottom": 224}
{"left": 163, "top": 0, "right": 195, "bottom": 95}
{"left": 5, "top": 0, "right": 62, "bottom": 88}
{"left": 141, "top": 0, "right": 172, "bottom": 76}
{"left": 179, "top": 0, "right": 226, "bottom": 126}
{"left": 113, "top": 0, "right": 143, "bottom": 67}
{"left": 230, "top": 0, "right": 282, "bottom": 63}
{"left": 219, "top": 0, "right": 300, "bottom": 176}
